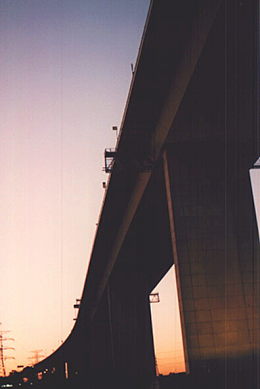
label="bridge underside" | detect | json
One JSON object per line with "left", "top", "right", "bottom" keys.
{"left": 18, "top": 1, "right": 260, "bottom": 389}
{"left": 82, "top": 1, "right": 260, "bottom": 387}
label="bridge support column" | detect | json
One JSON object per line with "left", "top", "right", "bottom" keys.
{"left": 164, "top": 141, "right": 260, "bottom": 388}
{"left": 160, "top": 1, "right": 259, "bottom": 386}
{"left": 86, "top": 268, "right": 155, "bottom": 389}
{"left": 109, "top": 268, "right": 156, "bottom": 389}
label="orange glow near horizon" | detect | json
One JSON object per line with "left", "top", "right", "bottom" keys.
{"left": 150, "top": 266, "right": 186, "bottom": 375}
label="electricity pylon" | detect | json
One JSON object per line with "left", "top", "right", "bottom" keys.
{"left": 0, "top": 323, "right": 15, "bottom": 377}
{"left": 28, "top": 349, "right": 44, "bottom": 365}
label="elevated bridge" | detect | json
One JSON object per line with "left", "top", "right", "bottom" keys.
{"left": 9, "top": 0, "right": 260, "bottom": 388}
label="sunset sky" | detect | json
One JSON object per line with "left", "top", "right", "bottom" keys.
{"left": 0, "top": 0, "right": 152, "bottom": 374}
{"left": 0, "top": 0, "right": 259, "bottom": 377}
